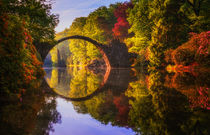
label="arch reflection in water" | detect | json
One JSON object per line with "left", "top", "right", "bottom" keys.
{"left": 43, "top": 67, "right": 210, "bottom": 135}
{"left": 44, "top": 67, "right": 135, "bottom": 101}
{"left": 44, "top": 67, "right": 104, "bottom": 100}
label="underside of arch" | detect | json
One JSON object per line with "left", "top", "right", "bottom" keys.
{"left": 40, "top": 35, "right": 111, "bottom": 69}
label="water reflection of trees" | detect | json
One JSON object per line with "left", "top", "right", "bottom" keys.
{"left": 70, "top": 69, "right": 210, "bottom": 135}
{"left": 127, "top": 71, "right": 190, "bottom": 134}
{"left": 69, "top": 68, "right": 103, "bottom": 98}
{"left": 43, "top": 66, "right": 210, "bottom": 135}
{"left": 0, "top": 80, "right": 61, "bottom": 135}
{"left": 71, "top": 69, "right": 134, "bottom": 127}
{"left": 45, "top": 67, "right": 103, "bottom": 98}
{"left": 165, "top": 71, "right": 210, "bottom": 110}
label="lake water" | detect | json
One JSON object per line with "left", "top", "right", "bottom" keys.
{"left": 44, "top": 67, "right": 136, "bottom": 135}
{"left": 0, "top": 67, "right": 209, "bottom": 135}
{"left": 44, "top": 67, "right": 210, "bottom": 135}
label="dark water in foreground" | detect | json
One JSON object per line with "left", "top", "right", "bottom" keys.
{"left": 0, "top": 67, "right": 210, "bottom": 135}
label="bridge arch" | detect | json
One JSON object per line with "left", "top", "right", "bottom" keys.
{"left": 37, "top": 35, "right": 111, "bottom": 69}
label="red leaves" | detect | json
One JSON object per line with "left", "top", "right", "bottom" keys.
{"left": 22, "top": 62, "right": 37, "bottom": 84}
{"left": 112, "top": 18, "right": 129, "bottom": 36}
{"left": 189, "top": 87, "right": 210, "bottom": 110}
{"left": 114, "top": 2, "right": 133, "bottom": 19}
{"left": 164, "top": 71, "right": 210, "bottom": 110}
{"left": 113, "top": 94, "right": 129, "bottom": 125}
{"left": 21, "top": 31, "right": 42, "bottom": 84}
{"left": 0, "top": 14, "right": 44, "bottom": 95}
{"left": 24, "top": 30, "right": 32, "bottom": 43}
{"left": 112, "top": 2, "right": 133, "bottom": 40}
{"left": 0, "top": 14, "right": 9, "bottom": 37}
{"left": 167, "top": 31, "right": 210, "bottom": 66}
{"left": 31, "top": 54, "right": 42, "bottom": 66}
{"left": 189, "top": 31, "right": 210, "bottom": 56}
{"left": 24, "top": 43, "right": 27, "bottom": 48}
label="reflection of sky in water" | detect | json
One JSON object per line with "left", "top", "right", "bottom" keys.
{"left": 50, "top": 98, "right": 135, "bottom": 135}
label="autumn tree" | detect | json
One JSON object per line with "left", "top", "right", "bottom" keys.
{"left": 67, "top": 17, "right": 89, "bottom": 65}
{"left": 66, "top": 4, "right": 118, "bottom": 66}
{"left": 112, "top": 2, "right": 133, "bottom": 41}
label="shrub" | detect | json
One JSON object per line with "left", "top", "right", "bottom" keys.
{"left": 191, "top": 31, "right": 210, "bottom": 66}
{"left": 172, "top": 48, "right": 195, "bottom": 65}
{"left": 171, "top": 31, "right": 210, "bottom": 66}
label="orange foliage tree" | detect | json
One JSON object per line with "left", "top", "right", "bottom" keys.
{"left": 165, "top": 31, "right": 210, "bottom": 67}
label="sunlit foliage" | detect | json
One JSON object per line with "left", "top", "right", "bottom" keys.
{"left": 45, "top": 67, "right": 103, "bottom": 99}
{"left": 54, "top": 30, "right": 71, "bottom": 66}
{"left": 55, "top": 0, "right": 209, "bottom": 68}
{"left": 50, "top": 47, "right": 58, "bottom": 66}
{"left": 57, "top": 5, "right": 118, "bottom": 66}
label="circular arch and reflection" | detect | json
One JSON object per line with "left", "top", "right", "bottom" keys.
{"left": 43, "top": 35, "right": 135, "bottom": 101}
{"left": 42, "top": 35, "right": 115, "bottom": 101}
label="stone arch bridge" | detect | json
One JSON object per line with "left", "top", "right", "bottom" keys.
{"left": 35, "top": 35, "right": 137, "bottom": 68}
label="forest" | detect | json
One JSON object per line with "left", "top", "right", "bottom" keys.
{"left": 51, "top": 0, "right": 209, "bottom": 71}
{"left": 0, "top": 0, "right": 209, "bottom": 135}
{"left": 46, "top": 2, "right": 210, "bottom": 134}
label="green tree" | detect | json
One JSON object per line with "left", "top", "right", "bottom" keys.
{"left": 148, "top": 0, "right": 189, "bottom": 67}
{"left": 1, "top": 0, "right": 59, "bottom": 43}
{"left": 181, "top": 0, "right": 210, "bottom": 32}
{"left": 125, "top": 0, "right": 153, "bottom": 65}
{"left": 66, "top": 4, "right": 118, "bottom": 66}
{"left": 67, "top": 17, "right": 89, "bottom": 65}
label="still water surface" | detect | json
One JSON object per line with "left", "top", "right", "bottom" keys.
{"left": 44, "top": 67, "right": 210, "bottom": 135}
{"left": 0, "top": 67, "right": 209, "bottom": 135}
{"left": 45, "top": 67, "right": 136, "bottom": 135}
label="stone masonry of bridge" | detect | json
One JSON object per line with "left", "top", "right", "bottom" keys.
{"left": 35, "top": 35, "right": 137, "bottom": 68}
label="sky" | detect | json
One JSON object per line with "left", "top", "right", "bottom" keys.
{"left": 51, "top": 0, "right": 128, "bottom": 33}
